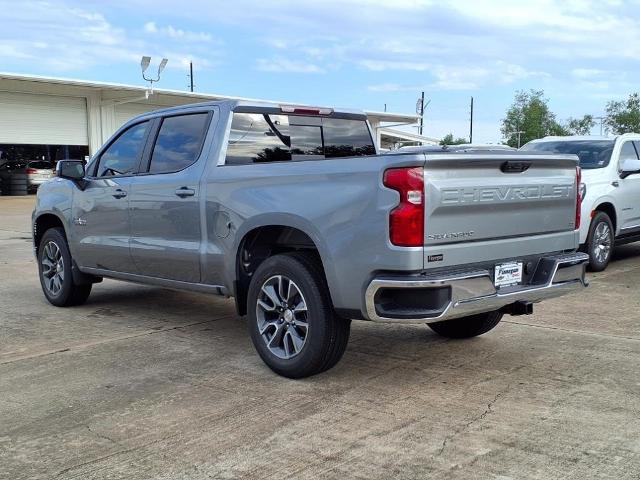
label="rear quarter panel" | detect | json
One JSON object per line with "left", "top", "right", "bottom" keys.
{"left": 203, "top": 154, "right": 426, "bottom": 312}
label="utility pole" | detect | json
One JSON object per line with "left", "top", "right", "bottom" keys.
{"left": 593, "top": 116, "right": 605, "bottom": 135}
{"left": 511, "top": 130, "right": 525, "bottom": 148}
{"left": 415, "top": 92, "right": 430, "bottom": 136}
{"left": 469, "top": 96, "right": 474, "bottom": 144}
{"left": 188, "top": 61, "right": 194, "bottom": 92}
{"left": 419, "top": 91, "right": 424, "bottom": 135}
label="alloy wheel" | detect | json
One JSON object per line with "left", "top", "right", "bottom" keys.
{"left": 256, "top": 275, "right": 309, "bottom": 360}
{"left": 41, "top": 240, "right": 64, "bottom": 296}
{"left": 593, "top": 222, "right": 612, "bottom": 264}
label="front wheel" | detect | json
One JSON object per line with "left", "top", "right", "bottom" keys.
{"left": 247, "top": 252, "right": 350, "bottom": 379}
{"left": 38, "top": 227, "right": 92, "bottom": 307}
{"left": 586, "top": 212, "right": 614, "bottom": 272}
{"left": 428, "top": 311, "right": 503, "bottom": 339}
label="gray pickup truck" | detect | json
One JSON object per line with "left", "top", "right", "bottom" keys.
{"left": 33, "top": 100, "right": 588, "bottom": 378}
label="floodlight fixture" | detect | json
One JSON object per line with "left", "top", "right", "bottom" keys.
{"left": 141, "top": 56, "right": 168, "bottom": 93}
{"left": 141, "top": 56, "right": 151, "bottom": 74}
{"left": 158, "top": 58, "right": 168, "bottom": 75}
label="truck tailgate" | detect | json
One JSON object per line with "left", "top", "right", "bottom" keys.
{"left": 423, "top": 154, "right": 578, "bottom": 249}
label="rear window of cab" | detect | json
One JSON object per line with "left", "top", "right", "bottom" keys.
{"left": 224, "top": 112, "right": 376, "bottom": 165}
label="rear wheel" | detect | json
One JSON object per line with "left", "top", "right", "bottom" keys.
{"left": 586, "top": 212, "right": 614, "bottom": 272}
{"left": 38, "top": 227, "right": 92, "bottom": 307}
{"left": 247, "top": 252, "right": 350, "bottom": 378}
{"left": 428, "top": 311, "right": 503, "bottom": 339}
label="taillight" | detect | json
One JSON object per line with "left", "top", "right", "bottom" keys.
{"left": 383, "top": 167, "right": 424, "bottom": 247}
{"left": 575, "top": 166, "right": 582, "bottom": 230}
{"left": 26, "top": 168, "right": 37, "bottom": 174}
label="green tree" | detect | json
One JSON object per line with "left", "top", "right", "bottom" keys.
{"left": 605, "top": 93, "right": 640, "bottom": 134}
{"left": 501, "top": 89, "right": 568, "bottom": 147}
{"left": 440, "top": 133, "right": 468, "bottom": 146}
{"left": 565, "top": 115, "right": 595, "bottom": 135}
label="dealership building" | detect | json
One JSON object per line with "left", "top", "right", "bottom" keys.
{"left": 0, "top": 72, "right": 436, "bottom": 176}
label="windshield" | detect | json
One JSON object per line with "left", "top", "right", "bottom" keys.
{"left": 520, "top": 140, "right": 614, "bottom": 169}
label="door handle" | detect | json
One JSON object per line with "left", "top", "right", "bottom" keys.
{"left": 112, "top": 189, "right": 127, "bottom": 199}
{"left": 175, "top": 187, "right": 195, "bottom": 198}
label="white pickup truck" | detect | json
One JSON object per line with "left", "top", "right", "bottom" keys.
{"left": 522, "top": 134, "right": 640, "bottom": 270}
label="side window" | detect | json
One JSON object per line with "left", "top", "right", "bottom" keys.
{"left": 224, "top": 112, "right": 376, "bottom": 165}
{"left": 225, "top": 113, "right": 292, "bottom": 165}
{"left": 620, "top": 141, "right": 638, "bottom": 162}
{"left": 148, "top": 113, "right": 209, "bottom": 174}
{"left": 96, "top": 122, "right": 149, "bottom": 177}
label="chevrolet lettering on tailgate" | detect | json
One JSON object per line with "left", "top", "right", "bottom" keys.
{"left": 441, "top": 184, "right": 573, "bottom": 204}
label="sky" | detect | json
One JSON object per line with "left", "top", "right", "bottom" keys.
{"left": 1, "top": 0, "right": 639, "bottom": 142}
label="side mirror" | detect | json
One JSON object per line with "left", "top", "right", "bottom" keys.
{"left": 620, "top": 158, "right": 640, "bottom": 179}
{"left": 56, "top": 160, "right": 85, "bottom": 180}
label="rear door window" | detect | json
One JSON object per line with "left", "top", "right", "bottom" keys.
{"left": 148, "top": 113, "right": 210, "bottom": 174}
{"left": 620, "top": 141, "right": 639, "bottom": 161}
{"left": 96, "top": 121, "right": 149, "bottom": 177}
{"left": 225, "top": 113, "right": 291, "bottom": 165}
{"left": 224, "top": 112, "right": 375, "bottom": 165}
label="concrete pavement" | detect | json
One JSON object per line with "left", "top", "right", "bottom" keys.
{"left": 1, "top": 196, "right": 639, "bottom": 479}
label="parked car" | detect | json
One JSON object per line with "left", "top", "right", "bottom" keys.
{"left": 521, "top": 135, "right": 640, "bottom": 271}
{"left": 0, "top": 160, "right": 54, "bottom": 193}
{"left": 32, "top": 101, "right": 588, "bottom": 378}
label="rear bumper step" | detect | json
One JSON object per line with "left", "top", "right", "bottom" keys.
{"left": 364, "top": 252, "right": 588, "bottom": 323}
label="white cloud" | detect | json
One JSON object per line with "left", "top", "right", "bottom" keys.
{"left": 144, "top": 21, "right": 158, "bottom": 33}
{"left": 572, "top": 68, "right": 606, "bottom": 79}
{"left": 359, "top": 60, "right": 431, "bottom": 72}
{"left": 256, "top": 57, "right": 325, "bottom": 74}
{"left": 367, "top": 61, "right": 549, "bottom": 92}
{"left": 0, "top": 1, "right": 222, "bottom": 73}
{"left": 143, "top": 21, "right": 213, "bottom": 42}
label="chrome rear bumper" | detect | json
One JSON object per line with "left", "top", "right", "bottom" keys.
{"left": 364, "top": 252, "right": 588, "bottom": 323}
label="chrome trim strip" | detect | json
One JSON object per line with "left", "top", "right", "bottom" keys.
{"left": 80, "top": 267, "right": 230, "bottom": 296}
{"left": 364, "top": 252, "right": 588, "bottom": 324}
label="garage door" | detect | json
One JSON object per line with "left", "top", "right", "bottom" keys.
{"left": 115, "top": 103, "right": 165, "bottom": 129}
{"left": 0, "top": 92, "right": 88, "bottom": 145}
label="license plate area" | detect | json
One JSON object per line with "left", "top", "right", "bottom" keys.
{"left": 494, "top": 262, "right": 523, "bottom": 288}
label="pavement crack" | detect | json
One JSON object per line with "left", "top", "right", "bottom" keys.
{"left": 503, "top": 320, "right": 640, "bottom": 342}
{"left": 438, "top": 384, "right": 510, "bottom": 456}
{"left": 84, "top": 424, "right": 119, "bottom": 446}
{"left": 0, "top": 316, "right": 234, "bottom": 366}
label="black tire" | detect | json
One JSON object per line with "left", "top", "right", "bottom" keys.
{"left": 428, "top": 311, "right": 503, "bottom": 339}
{"left": 37, "top": 227, "right": 92, "bottom": 307}
{"left": 585, "top": 212, "right": 614, "bottom": 272}
{"left": 247, "top": 252, "right": 350, "bottom": 378}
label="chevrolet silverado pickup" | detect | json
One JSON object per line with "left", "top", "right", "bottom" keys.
{"left": 33, "top": 100, "right": 588, "bottom": 378}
